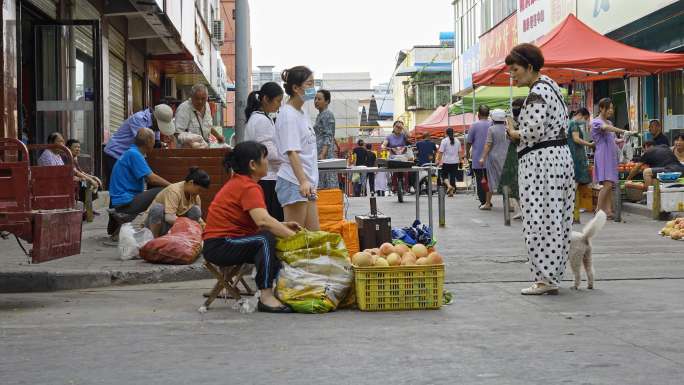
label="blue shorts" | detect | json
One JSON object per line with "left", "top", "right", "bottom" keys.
{"left": 275, "top": 177, "right": 315, "bottom": 207}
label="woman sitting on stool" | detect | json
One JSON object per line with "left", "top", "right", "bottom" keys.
{"left": 202, "top": 141, "right": 302, "bottom": 313}
{"left": 143, "top": 167, "right": 210, "bottom": 237}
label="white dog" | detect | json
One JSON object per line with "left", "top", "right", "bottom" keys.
{"left": 568, "top": 210, "right": 607, "bottom": 290}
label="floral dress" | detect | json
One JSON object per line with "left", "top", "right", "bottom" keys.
{"left": 314, "top": 108, "right": 338, "bottom": 189}
{"left": 517, "top": 75, "right": 575, "bottom": 287}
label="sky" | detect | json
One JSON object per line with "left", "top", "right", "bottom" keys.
{"left": 249, "top": 0, "right": 454, "bottom": 86}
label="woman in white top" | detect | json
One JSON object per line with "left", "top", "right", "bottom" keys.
{"left": 274, "top": 66, "right": 320, "bottom": 230}
{"left": 244, "top": 82, "right": 285, "bottom": 221}
{"left": 436, "top": 127, "right": 463, "bottom": 197}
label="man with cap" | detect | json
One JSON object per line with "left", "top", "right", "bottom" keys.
{"left": 103, "top": 104, "right": 175, "bottom": 189}
{"left": 648, "top": 119, "right": 669, "bottom": 147}
{"left": 107, "top": 127, "right": 172, "bottom": 239}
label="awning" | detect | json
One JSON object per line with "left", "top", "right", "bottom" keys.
{"left": 409, "top": 106, "right": 474, "bottom": 140}
{"left": 473, "top": 14, "right": 684, "bottom": 86}
{"left": 396, "top": 63, "right": 452, "bottom": 76}
{"left": 451, "top": 86, "right": 531, "bottom": 114}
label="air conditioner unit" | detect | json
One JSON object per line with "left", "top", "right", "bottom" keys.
{"left": 212, "top": 20, "right": 225, "bottom": 46}
{"left": 163, "top": 77, "right": 177, "bottom": 100}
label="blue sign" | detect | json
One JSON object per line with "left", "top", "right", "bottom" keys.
{"left": 461, "top": 42, "right": 480, "bottom": 89}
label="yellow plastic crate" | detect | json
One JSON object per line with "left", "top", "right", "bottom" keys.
{"left": 353, "top": 265, "right": 444, "bottom": 311}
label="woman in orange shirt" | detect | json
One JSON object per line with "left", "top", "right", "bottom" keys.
{"left": 203, "top": 141, "right": 301, "bottom": 313}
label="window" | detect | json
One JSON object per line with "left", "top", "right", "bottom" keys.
{"left": 481, "top": 0, "right": 492, "bottom": 33}
{"left": 493, "top": 0, "right": 516, "bottom": 26}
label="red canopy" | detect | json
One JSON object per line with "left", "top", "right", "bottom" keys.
{"left": 473, "top": 14, "right": 684, "bottom": 86}
{"left": 410, "top": 106, "right": 473, "bottom": 140}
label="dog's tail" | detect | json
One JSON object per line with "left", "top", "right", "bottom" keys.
{"left": 580, "top": 210, "right": 607, "bottom": 241}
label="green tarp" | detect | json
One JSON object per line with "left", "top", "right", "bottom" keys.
{"left": 451, "top": 86, "right": 568, "bottom": 114}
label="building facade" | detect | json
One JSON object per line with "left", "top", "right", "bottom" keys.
{"left": 1, "top": 0, "right": 232, "bottom": 176}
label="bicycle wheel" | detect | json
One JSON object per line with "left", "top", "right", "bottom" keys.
{"left": 397, "top": 176, "right": 404, "bottom": 203}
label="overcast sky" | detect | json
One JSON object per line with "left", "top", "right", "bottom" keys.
{"left": 249, "top": 0, "right": 454, "bottom": 86}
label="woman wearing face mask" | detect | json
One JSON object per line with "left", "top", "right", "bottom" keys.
{"left": 314, "top": 89, "right": 338, "bottom": 189}
{"left": 274, "top": 66, "right": 320, "bottom": 230}
{"left": 591, "top": 98, "right": 630, "bottom": 219}
{"left": 504, "top": 43, "right": 575, "bottom": 295}
{"left": 245, "top": 82, "right": 285, "bottom": 221}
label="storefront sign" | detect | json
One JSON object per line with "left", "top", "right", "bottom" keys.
{"left": 461, "top": 42, "right": 480, "bottom": 89}
{"left": 480, "top": 13, "right": 518, "bottom": 69}
{"left": 517, "top": 0, "right": 575, "bottom": 43}
{"left": 577, "top": 0, "right": 679, "bottom": 35}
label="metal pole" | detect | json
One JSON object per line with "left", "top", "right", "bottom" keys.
{"left": 438, "top": 184, "right": 446, "bottom": 227}
{"left": 427, "top": 166, "right": 434, "bottom": 230}
{"left": 415, "top": 169, "right": 420, "bottom": 223}
{"left": 234, "top": 0, "right": 250, "bottom": 143}
{"left": 503, "top": 185, "right": 511, "bottom": 226}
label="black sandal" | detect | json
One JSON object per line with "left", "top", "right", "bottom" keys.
{"left": 257, "top": 301, "right": 293, "bottom": 313}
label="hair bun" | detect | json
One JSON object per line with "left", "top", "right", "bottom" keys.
{"left": 281, "top": 69, "right": 289, "bottom": 82}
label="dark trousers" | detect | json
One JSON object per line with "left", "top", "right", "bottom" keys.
{"left": 367, "top": 173, "right": 375, "bottom": 195}
{"left": 440, "top": 163, "right": 463, "bottom": 187}
{"left": 107, "top": 187, "right": 163, "bottom": 235}
{"left": 391, "top": 172, "right": 409, "bottom": 192}
{"left": 259, "top": 179, "right": 284, "bottom": 222}
{"left": 203, "top": 231, "right": 280, "bottom": 290}
{"left": 473, "top": 168, "right": 487, "bottom": 205}
{"left": 103, "top": 152, "right": 118, "bottom": 190}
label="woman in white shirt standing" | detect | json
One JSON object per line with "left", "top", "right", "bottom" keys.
{"left": 437, "top": 127, "right": 463, "bottom": 197}
{"left": 244, "top": 82, "right": 285, "bottom": 221}
{"left": 274, "top": 66, "right": 320, "bottom": 230}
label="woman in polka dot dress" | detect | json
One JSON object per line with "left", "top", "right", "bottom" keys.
{"left": 504, "top": 44, "right": 575, "bottom": 295}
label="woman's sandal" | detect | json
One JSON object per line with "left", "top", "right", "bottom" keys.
{"left": 257, "top": 301, "right": 294, "bottom": 313}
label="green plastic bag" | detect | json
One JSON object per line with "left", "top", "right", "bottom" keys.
{"left": 275, "top": 231, "right": 353, "bottom": 314}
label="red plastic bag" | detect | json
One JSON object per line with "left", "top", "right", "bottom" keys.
{"left": 140, "top": 217, "right": 203, "bottom": 265}
{"left": 480, "top": 176, "right": 489, "bottom": 193}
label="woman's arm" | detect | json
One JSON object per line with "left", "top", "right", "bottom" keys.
{"left": 505, "top": 117, "right": 521, "bottom": 140}
{"left": 601, "top": 123, "right": 629, "bottom": 135}
{"left": 572, "top": 131, "right": 594, "bottom": 148}
{"left": 288, "top": 151, "right": 313, "bottom": 197}
{"left": 517, "top": 93, "right": 547, "bottom": 143}
{"left": 249, "top": 208, "right": 298, "bottom": 238}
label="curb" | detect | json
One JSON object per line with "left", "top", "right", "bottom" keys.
{"left": 622, "top": 202, "right": 654, "bottom": 219}
{"left": 0, "top": 263, "right": 212, "bottom": 293}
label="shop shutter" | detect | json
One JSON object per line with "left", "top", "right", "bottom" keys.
{"left": 73, "top": 0, "right": 100, "bottom": 58}
{"left": 109, "top": 54, "right": 125, "bottom": 133}
{"left": 27, "top": 0, "right": 57, "bottom": 19}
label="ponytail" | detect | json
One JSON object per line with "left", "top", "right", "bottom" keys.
{"left": 244, "top": 91, "right": 260, "bottom": 120}
{"left": 446, "top": 127, "right": 455, "bottom": 145}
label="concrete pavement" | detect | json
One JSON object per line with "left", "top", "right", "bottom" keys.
{"left": 1, "top": 278, "right": 682, "bottom": 385}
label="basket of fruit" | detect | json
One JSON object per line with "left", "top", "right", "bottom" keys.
{"left": 351, "top": 243, "right": 444, "bottom": 311}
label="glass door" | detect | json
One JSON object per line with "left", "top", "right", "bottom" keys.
{"left": 32, "top": 21, "right": 102, "bottom": 174}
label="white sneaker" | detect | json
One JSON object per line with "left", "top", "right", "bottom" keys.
{"left": 521, "top": 283, "right": 559, "bottom": 295}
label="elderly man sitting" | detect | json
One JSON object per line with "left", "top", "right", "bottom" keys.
{"left": 626, "top": 141, "right": 684, "bottom": 188}
{"left": 174, "top": 83, "right": 224, "bottom": 146}
{"left": 107, "top": 127, "right": 171, "bottom": 239}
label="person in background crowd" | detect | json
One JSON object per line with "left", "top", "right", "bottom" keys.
{"left": 648, "top": 119, "right": 669, "bottom": 147}
{"left": 673, "top": 134, "right": 684, "bottom": 164}
{"left": 416, "top": 132, "right": 437, "bottom": 166}
{"left": 174, "top": 83, "right": 224, "bottom": 144}
{"left": 107, "top": 128, "right": 171, "bottom": 239}
{"left": 626, "top": 140, "right": 684, "bottom": 188}
{"left": 351, "top": 139, "right": 368, "bottom": 196}
{"left": 504, "top": 43, "right": 575, "bottom": 295}
{"left": 202, "top": 141, "right": 301, "bottom": 313}
{"left": 437, "top": 127, "right": 462, "bottom": 197}
{"left": 479, "top": 109, "right": 510, "bottom": 209}
{"left": 66, "top": 139, "right": 102, "bottom": 212}
{"left": 143, "top": 167, "right": 209, "bottom": 238}
{"left": 244, "top": 81, "right": 285, "bottom": 221}
{"left": 274, "top": 65, "right": 320, "bottom": 230}
{"left": 38, "top": 132, "right": 67, "bottom": 167}
{"left": 103, "top": 104, "right": 174, "bottom": 189}
{"left": 365, "top": 143, "right": 377, "bottom": 195}
{"left": 568, "top": 108, "right": 594, "bottom": 187}
{"left": 591, "top": 98, "right": 631, "bottom": 219}
{"left": 500, "top": 98, "right": 525, "bottom": 220}
{"left": 466, "top": 105, "right": 492, "bottom": 209}
{"left": 314, "top": 88, "right": 338, "bottom": 190}
{"left": 382, "top": 120, "right": 412, "bottom": 194}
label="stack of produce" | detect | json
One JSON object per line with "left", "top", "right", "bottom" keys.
{"left": 351, "top": 242, "right": 444, "bottom": 267}
{"left": 316, "top": 189, "right": 360, "bottom": 254}
{"left": 660, "top": 218, "right": 684, "bottom": 240}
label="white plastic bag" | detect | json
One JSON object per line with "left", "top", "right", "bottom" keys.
{"left": 118, "top": 223, "right": 154, "bottom": 260}
{"left": 177, "top": 132, "right": 208, "bottom": 149}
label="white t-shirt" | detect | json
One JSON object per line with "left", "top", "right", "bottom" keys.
{"left": 274, "top": 104, "right": 319, "bottom": 187}
{"left": 439, "top": 137, "right": 462, "bottom": 164}
{"left": 245, "top": 112, "right": 281, "bottom": 181}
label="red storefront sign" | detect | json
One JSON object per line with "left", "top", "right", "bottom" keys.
{"left": 479, "top": 13, "right": 518, "bottom": 69}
